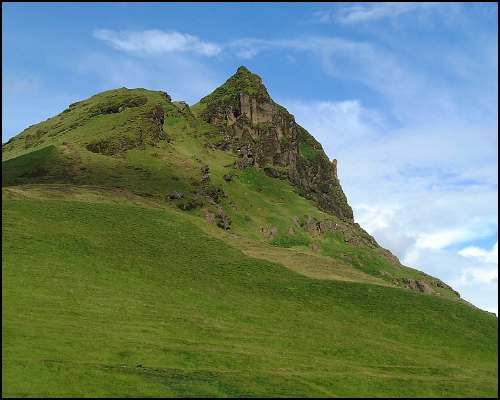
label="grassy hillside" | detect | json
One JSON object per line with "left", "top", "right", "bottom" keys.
{"left": 2, "top": 75, "right": 498, "bottom": 397}
{"left": 1, "top": 87, "right": 461, "bottom": 296}
{"left": 2, "top": 192, "right": 498, "bottom": 397}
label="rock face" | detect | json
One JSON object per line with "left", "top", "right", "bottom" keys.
{"left": 215, "top": 208, "right": 231, "bottom": 230}
{"left": 197, "top": 66, "right": 353, "bottom": 221}
{"left": 403, "top": 278, "right": 434, "bottom": 294}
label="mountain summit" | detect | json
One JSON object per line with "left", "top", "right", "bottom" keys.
{"left": 1, "top": 66, "right": 464, "bottom": 297}
{"left": 195, "top": 66, "right": 353, "bottom": 220}
{"left": 2, "top": 66, "right": 497, "bottom": 397}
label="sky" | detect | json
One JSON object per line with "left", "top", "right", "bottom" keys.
{"left": 2, "top": 2, "right": 498, "bottom": 313}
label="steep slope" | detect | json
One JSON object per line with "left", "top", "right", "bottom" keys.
{"left": 2, "top": 68, "right": 459, "bottom": 298}
{"left": 2, "top": 67, "right": 497, "bottom": 397}
{"left": 192, "top": 66, "right": 353, "bottom": 221}
{"left": 2, "top": 192, "right": 498, "bottom": 397}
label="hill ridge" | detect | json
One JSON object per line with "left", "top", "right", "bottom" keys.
{"left": 2, "top": 67, "right": 464, "bottom": 302}
{"left": 2, "top": 66, "right": 498, "bottom": 398}
{"left": 194, "top": 66, "right": 354, "bottom": 221}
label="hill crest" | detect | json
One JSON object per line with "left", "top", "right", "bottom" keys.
{"left": 2, "top": 66, "right": 463, "bottom": 302}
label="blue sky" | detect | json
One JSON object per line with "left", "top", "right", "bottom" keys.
{"left": 3, "top": 2, "right": 498, "bottom": 313}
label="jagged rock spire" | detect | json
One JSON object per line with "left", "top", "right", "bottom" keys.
{"left": 196, "top": 66, "right": 354, "bottom": 221}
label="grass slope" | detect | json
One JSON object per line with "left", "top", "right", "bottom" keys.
{"left": 1, "top": 88, "right": 459, "bottom": 297}
{"left": 2, "top": 85, "right": 497, "bottom": 397}
{"left": 2, "top": 194, "right": 498, "bottom": 397}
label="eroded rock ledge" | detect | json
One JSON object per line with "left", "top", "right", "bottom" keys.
{"left": 197, "top": 66, "right": 354, "bottom": 222}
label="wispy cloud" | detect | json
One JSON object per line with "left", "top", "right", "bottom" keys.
{"left": 415, "top": 245, "right": 498, "bottom": 314}
{"left": 415, "top": 228, "right": 493, "bottom": 252}
{"left": 459, "top": 241, "right": 498, "bottom": 264}
{"left": 76, "top": 51, "right": 219, "bottom": 104}
{"left": 228, "top": 36, "right": 365, "bottom": 61}
{"left": 312, "top": 3, "right": 436, "bottom": 24}
{"left": 93, "top": 29, "right": 222, "bottom": 57}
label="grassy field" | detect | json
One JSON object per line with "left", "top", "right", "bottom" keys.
{"left": 2, "top": 192, "right": 498, "bottom": 397}
{"left": 2, "top": 84, "right": 498, "bottom": 397}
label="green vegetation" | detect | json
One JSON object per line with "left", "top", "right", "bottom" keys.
{"left": 196, "top": 66, "right": 271, "bottom": 119}
{"left": 297, "top": 125, "right": 323, "bottom": 163}
{"left": 271, "top": 233, "right": 311, "bottom": 248}
{"left": 2, "top": 68, "right": 498, "bottom": 397}
{"left": 299, "top": 142, "right": 319, "bottom": 162}
{"left": 2, "top": 146, "right": 59, "bottom": 186}
{"left": 2, "top": 195, "right": 498, "bottom": 397}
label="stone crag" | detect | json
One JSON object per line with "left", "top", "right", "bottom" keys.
{"left": 197, "top": 66, "right": 354, "bottom": 222}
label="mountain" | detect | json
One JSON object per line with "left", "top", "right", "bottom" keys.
{"left": 2, "top": 67, "right": 497, "bottom": 397}
{"left": 194, "top": 66, "right": 353, "bottom": 220}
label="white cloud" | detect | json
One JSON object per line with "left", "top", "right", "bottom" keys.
{"left": 459, "top": 241, "right": 498, "bottom": 264}
{"left": 354, "top": 204, "right": 397, "bottom": 233}
{"left": 416, "top": 228, "right": 485, "bottom": 251}
{"left": 76, "top": 51, "right": 219, "bottom": 104}
{"left": 227, "top": 36, "right": 366, "bottom": 61}
{"left": 279, "top": 98, "right": 383, "bottom": 156}
{"left": 93, "top": 29, "right": 222, "bottom": 57}
{"left": 312, "top": 3, "right": 439, "bottom": 24}
{"left": 413, "top": 247, "right": 498, "bottom": 314}
{"left": 458, "top": 267, "right": 498, "bottom": 285}
{"left": 453, "top": 242, "right": 498, "bottom": 314}
{"left": 318, "top": 3, "right": 417, "bottom": 24}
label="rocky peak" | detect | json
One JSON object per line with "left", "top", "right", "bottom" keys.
{"left": 236, "top": 65, "right": 251, "bottom": 74}
{"left": 196, "top": 66, "right": 354, "bottom": 221}
{"left": 198, "top": 66, "right": 271, "bottom": 116}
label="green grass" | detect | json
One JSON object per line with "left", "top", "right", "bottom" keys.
{"left": 1, "top": 88, "right": 177, "bottom": 162}
{"left": 195, "top": 66, "right": 271, "bottom": 120}
{"left": 299, "top": 142, "right": 319, "bottom": 162}
{"left": 2, "top": 83, "right": 498, "bottom": 397}
{"left": 2, "top": 195, "right": 498, "bottom": 397}
{"left": 1, "top": 146, "right": 59, "bottom": 186}
{"left": 297, "top": 125, "right": 324, "bottom": 163}
{"left": 271, "top": 233, "right": 312, "bottom": 248}
{"left": 0, "top": 88, "right": 474, "bottom": 294}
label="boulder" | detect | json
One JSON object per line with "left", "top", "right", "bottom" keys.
{"left": 403, "top": 278, "right": 433, "bottom": 294}
{"left": 263, "top": 166, "right": 280, "bottom": 178}
{"left": 215, "top": 208, "right": 231, "bottom": 230}
{"left": 173, "top": 101, "right": 190, "bottom": 113}
{"left": 168, "top": 191, "right": 183, "bottom": 200}
{"left": 161, "top": 91, "right": 172, "bottom": 102}
{"left": 311, "top": 243, "right": 321, "bottom": 253}
{"left": 202, "top": 208, "right": 215, "bottom": 224}
{"left": 202, "top": 185, "right": 225, "bottom": 204}
{"left": 200, "top": 165, "right": 210, "bottom": 183}
{"left": 261, "top": 226, "right": 278, "bottom": 240}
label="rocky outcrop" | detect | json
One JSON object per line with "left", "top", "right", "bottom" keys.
{"left": 261, "top": 226, "right": 278, "bottom": 240}
{"left": 172, "top": 101, "right": 190, "bottom": 113}
{"left": 168, "top": 191, "right": 183, "bottom": 200}
{"left": 289, "top": 214, "right": 379, "bottom": 248}
{"left": 200, "top": 165, "right": 210, "bottom": 184}
{"left": 87, "top": 94, "right": 148, "bottom": 117}
{"left": 196, "top": 66, "right": 353, "bottom": 221}
{"left": 402, "top": 278, "right": 434, "bottom": 294}
{"left": 215, "top": 208, "right": 231, "bottom": 230}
